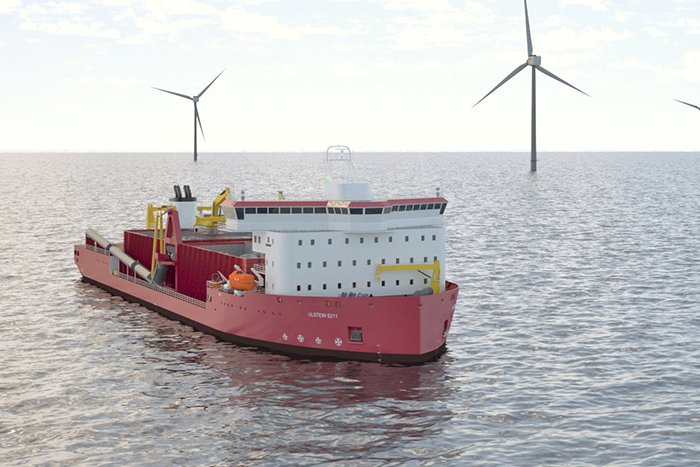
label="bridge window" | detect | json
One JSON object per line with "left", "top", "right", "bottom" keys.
{"left": 440, "top": 203, "right": 447, "bottom": 214}
{"left": 281, "top": 207, "right": 291, "bottom": 214}
{"left": 406, "top": 205, "right": 413, "bottom": 211}
{"left": 315, "top": 207, "right": 326, "bottom": 214}
{"left": 391, "top": 205, "right": 398, "bottom": 212}
{"left": 269, "top": 207, "right": 279, "bottom": 214}
{"left": 365, "top": 208, "right": 382, "bottom": 215}
{"left": 398, "top": 205, "right": 406, "bottom": 211}
{"left": 303, "top": 207, "right": 313, "bottom": 214}
{"left": 257, "top": 207, "right": 268, "bottom": 214}
{"left": 383, "top": 207, "right": 391, "bottom": 213}
{"left": 420, "top": 204, "right": 427, "bottom": 210}
{"left": 350, "top": 208, "right": 362, "bottom": 215}
{"left": 427, "top": 203, "right": 434, "bottom": 209}
{"left": 235, "top": 208, "right": 244, "bottom": 219}
{"left": 412, "top": 204, "right": 420, "bottom": 210}
{"left": 245, "top": 207, "right": 256, "bottom": 214}
{"left": 292, "top": 207, "right": 302, "bottom": 214}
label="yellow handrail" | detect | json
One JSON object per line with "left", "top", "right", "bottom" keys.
{"left": 375, "top": 260, "right": 441, "bottom": 295}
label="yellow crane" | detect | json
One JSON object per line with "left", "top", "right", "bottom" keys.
{"left": 195, "top": 187, "right": 230, "bottom": 229}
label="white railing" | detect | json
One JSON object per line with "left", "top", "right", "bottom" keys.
{"left": 115, "top": 271, "right": 206, "bottom": 308}
{"left": 84, "top": 244, "right": 109, "bottom": 255}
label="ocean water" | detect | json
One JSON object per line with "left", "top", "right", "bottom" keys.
{"left": 0, "top": 152, "right": 698, "bottom": 465}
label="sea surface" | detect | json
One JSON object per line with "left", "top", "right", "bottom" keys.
{"left": 1, "top": 152, "right": 698, "bottom": 466}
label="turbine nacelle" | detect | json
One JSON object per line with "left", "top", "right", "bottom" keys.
{"left": 527, "top": 55, "right": 541, "bottom": 66}
{"left": 192, "top": 96, "right": 200, "bottom": 103}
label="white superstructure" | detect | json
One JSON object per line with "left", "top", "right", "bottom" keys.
{"left": 220, "top": 147, "right": 449, "bottom": 297}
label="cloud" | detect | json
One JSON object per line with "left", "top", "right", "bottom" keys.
{"left": 609, "top": 52, "right": 700, "bottom": 84}
{"left": 0, "top": 0, "right": 21, "bottom": 14}
{"left": 219, "top": 6, "right": 347, "bottom": 40}
{"left": 559, "top": 0, "right": 608, "bottom": 11}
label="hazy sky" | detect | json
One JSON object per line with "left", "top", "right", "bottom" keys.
{"left": 1, "top": 0, "right": 699, "bottom": 152}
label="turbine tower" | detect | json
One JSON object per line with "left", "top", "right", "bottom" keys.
{"left": 674, "top": 99, "right": 700, "bottom": 112}
{"left": 474, "top": 1, "right": 589, "bottom": 172}
{"left": 153, "top": 70, "right": 224, "bottom": 162}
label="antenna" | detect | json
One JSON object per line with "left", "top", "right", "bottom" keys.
{"left": 473, "top": 0, "right": 589, "bottom": 172}
{"left": 153, "top": 70, "right": 224, "bottom": 162}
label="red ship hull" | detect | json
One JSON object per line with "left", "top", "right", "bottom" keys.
{"left": 75, "top": 244, "right": 459, "bottom": 363}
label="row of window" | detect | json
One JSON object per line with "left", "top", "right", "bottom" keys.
{"left": 295, "top": 234, "right": 437, "bottom": 247}
{"left": 296, "top": 277, "right": 430, "bottom": 292}
{"left": 235, "top": 203, "right": 447, "bottom": 220}
{"left": 252, "top": 234, "right": 438, "bottom": 246}
{"left": 296, "top": 256, "right": 439, "bottom": 269}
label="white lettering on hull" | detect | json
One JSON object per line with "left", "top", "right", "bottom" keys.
{"left": 307, "top": 311, "right": 339, "bottom": 319}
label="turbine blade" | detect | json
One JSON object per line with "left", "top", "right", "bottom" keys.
{"left": 153, "top": 87, "right": 192, "bottom": 101}
{"left": 524, "top": 0, "right": 533, "bottom": 56}
{"left": 473, "top": 63, "right": 528, "bottom": 107}
{"left": 674, "top": 99, "right": 700, "bottom": 111}
{"left": 197, "top": 70, "right": 224, "bottom": 98}
{"left": 195, "top": 103, "right": 205, "bottom": 141}
{"left": 536, "top": 66, "right": 590, "bottom": 97}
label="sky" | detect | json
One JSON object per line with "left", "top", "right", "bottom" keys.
{"left": 1, "top": 0, "right": 699, "bottom": 152}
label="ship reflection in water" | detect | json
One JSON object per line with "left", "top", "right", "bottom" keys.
{"left": 76, "top": 282, "right": 457, "bottom": 463}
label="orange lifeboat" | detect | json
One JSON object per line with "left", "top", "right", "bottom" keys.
{"left": 229, "top": 270, "right": 256, "bottom": 291}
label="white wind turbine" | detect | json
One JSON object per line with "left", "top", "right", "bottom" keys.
{"left": 153, "top": 71, "right": 224, "bottom": 162}
{"left": 474, "top": 0, "right": 589, "bottom": 172}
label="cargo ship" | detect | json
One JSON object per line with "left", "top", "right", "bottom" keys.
{"left": 74, "top": 147, "right": 459, "bottom": 363}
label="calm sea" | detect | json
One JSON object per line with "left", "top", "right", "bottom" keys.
{"left": 1, "top": 152, "right": 698, "bottom": 465}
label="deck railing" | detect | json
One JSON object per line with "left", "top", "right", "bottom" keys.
{"left": 84, "top": 244, "right": 109, "bottom": 255}
{"left": 115, "top": 271, "right": 206, "bottom": 308}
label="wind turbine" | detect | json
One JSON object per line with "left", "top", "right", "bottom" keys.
{"left": 474, "top": 1, "right": 589, "bottom": 172}
{"left": 674, "top": 99, "right": 700, "bottom": 112}
{"left": 153, "top": 70, "right": 224, "bottom": 162}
